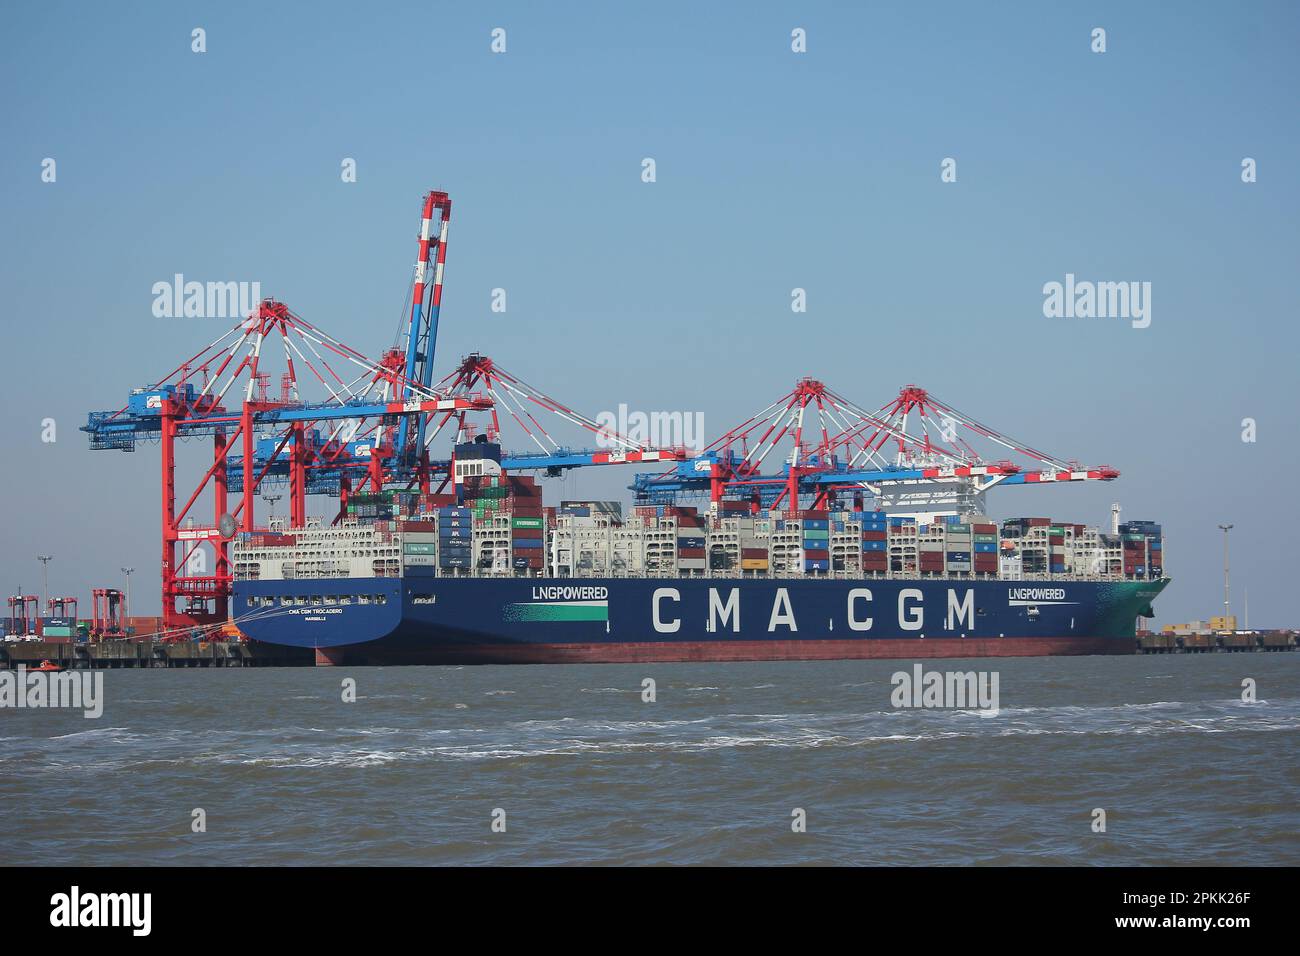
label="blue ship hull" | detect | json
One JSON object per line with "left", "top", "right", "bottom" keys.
{"left": 232, "top": 576, "right": 1168, "bottom": 665}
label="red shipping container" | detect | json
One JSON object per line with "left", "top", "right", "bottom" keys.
{"left": 511, "top": 527, "right": 544, "bottom": 540}
{"left": 741, "top": 548, "right": 767, "bottom": 559}
{"left": 678, "top": 547, "right": 706, "bottom": 559}
{"left": 804, "top": 549, "right": 830, "bottom": 560}
{"left": 862, "top": 530, "right": 887, "bottom": 541}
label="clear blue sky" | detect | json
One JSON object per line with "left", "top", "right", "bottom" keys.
{"left": 1, "top": 1, "right": 1297, "bottom": 626}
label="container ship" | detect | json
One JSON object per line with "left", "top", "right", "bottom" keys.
{"left": 231, "top": 440, "right": 1169, "bottom": 665}
{"left": 79, "top": 189, "right": 1170, "bottom": 663}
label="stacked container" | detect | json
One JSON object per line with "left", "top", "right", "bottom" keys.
{"left": 771, "top": 510, "right": 830, "bottom": 574}
{"left": 972, "top": 519, "right": 998, "bottom": 575}
{"left": 828, "top": 515, "right": 861, "bottom": 572}
{"left": 401, "top": 519, "right": 439, "bottom": 577}
{"left": 1119, "top": 521, "right": 1162, "bottom": 579}
{"left": 674, "top": 507, "right": 708, "bottom": 572}
{"left": 943, "top": 515, "right": 973, "bottom": 574}
{"left": 1047, "top": 525, "right": 1068, "bottom": 574}
{"left": 887, "top": 516, "right": 918, "bottom": 574}
{"left": 436, "top": 506, "right": 473, "bottom": 571}
{"left": 918, "top": 522, "right": 946, "bottom": 575}
{"left": 799, "top": 512, "right": 831, "bottom": 573}
{"left": 857, "top": 510, "right": 889, "bottom": 574}
{"left": 1003, "top": 518, "right": 1051, "bottom": 575}
{"left": 712, "top": 510, "right": 770, "bottom": 572}
{"left": 509, "top": 476, "right": 545, "bottom": 572}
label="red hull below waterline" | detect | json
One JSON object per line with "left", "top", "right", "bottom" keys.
{"left": 312, "top": 636, "right": 1135, "bottom": 666}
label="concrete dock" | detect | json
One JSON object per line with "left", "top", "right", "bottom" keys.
{"left": 0, "top": 632, "right": 1292, "bottom": 669}
{"left": 1135, "top": 631, "right": 1296, "bottom": 654}
{"left": 0, "top": 639, "right": 312, "bottom": 669}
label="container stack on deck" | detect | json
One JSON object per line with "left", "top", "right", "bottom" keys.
{"left": 509, "top": 476, "right": 545, "bottom": 572}
{"left": 995, "top": 517, "right": 1163, "bottom": 580}
{"left": 705, "top": 502, "right": 771, "bottom": 573}
{"left": 434, "top": 506, "right": 472, "bottom": 572}
{"left": 887, "top": 517, "right": 919, "bottom": 575}
{"left": 226, "top": 496, "right": 1170, "bottom": 586}
{"left": 673, "top": 506, "right": 708, "bottom": 572}
{"left": 858, "top": 510, "right": 889, "bottom": 574}
{"left": 459, "top": 473, "right": 549, "bottom": 572}
{"left": 399, "top": 520, "right": 439, "bottom": 577}
{"left": 1120, "top": 520, "right": 1163, "bottom": 578}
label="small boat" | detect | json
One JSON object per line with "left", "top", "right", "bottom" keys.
{"left": 31, "top": 660, "right": 62, "bottom": 672}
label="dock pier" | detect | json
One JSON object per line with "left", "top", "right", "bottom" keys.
{"left": 0, "top": 640, "right": 312, "bottom": 669}
{"left": 1135, "top": 631, "right": 1295, "bottom": 654}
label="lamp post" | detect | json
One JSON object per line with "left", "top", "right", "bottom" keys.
{"left": 1217, "top": 524, "right": 1233, "bottom": 625}
{"left": 36, "top": 555, "right": 53, "bottom": 613}
{"left": 121, "top": 567, "right": 134, "bottom": 622}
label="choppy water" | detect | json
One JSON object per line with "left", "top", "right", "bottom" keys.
{"left": 2, "top": 654, "right": 1297, "bottom": 865}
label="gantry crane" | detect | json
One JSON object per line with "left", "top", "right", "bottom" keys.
{"left": 631, "top": 379, "right": 1117, "bottom": 515}
{"left": 83, "top": 190, "right": 686, "bottom": 634}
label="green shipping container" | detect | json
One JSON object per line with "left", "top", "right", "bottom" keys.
{"left": 512, "top": 517, "right": 544, "bottom": 529}
{"left": 403, "top": 542, "right": 437, "bottom": 555}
